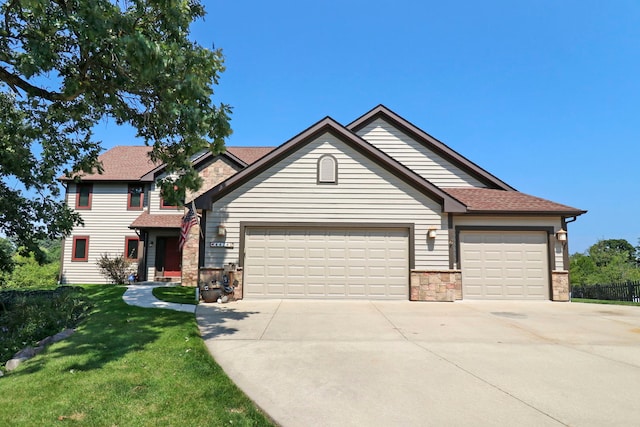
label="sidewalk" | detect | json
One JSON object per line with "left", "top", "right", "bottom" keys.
{"left": 122, "top": 283, "right": 196, "bottom": 313}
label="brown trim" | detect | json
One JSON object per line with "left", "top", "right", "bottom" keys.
{"left": 124, "top": 236, "right": 140, "bottom": 260}
{"left": 160, "top": 197, "right": 180, "bottom": 210}
{"left": 458, "top": 210, "right": 587, "bottom": 216}
{"left": 127, "top": 184, "right": 144, "bottom": 210}
{"left": 198, "top": 210, "right": 207, "bottom": 269}
{"left": 194, "top": 117, "right": 466, "bottom": 213}
{"left": 347, "top": 105, "right": 516, "bottom": 191}
{"left": 561, "top": 217, "right": 569, "bottom": 270}
{"left": 238, "top": 221, "right": 415, "bottom": 270}
{"left": 75, "top": 183, "right": 93, "bottom": 210}
{"left": 141, "top": 151, "right": 248, "bottom": 182}
{"left": 71, "top": 236, "right": 90, "bottom": 262}
{"left": 455, "top": 226, "right": 555, "bottom": 300}
{"left": 317, "top": 154, "right": 338, "bottom": 185}
{"left": 448, "top": 213, "right": 455, "bottom": 270}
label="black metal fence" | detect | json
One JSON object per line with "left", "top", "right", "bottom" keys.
{"left": 571, "top": 281, "right": 640, "bottom": 302}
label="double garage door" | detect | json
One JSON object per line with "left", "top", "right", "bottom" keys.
{"left": 243, "top": 227, "right": 409, "bottom": 299}
{"left": 459, "top": 231, "right": 550, "bottom": 300}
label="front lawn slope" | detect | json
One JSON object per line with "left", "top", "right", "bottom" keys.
{"left": 0, "top": 285, "right": 273, "bottom": 426}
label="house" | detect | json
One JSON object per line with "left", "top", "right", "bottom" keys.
{"left": 59, "top": 145, "right": 273, "bottom": 285}
{"left": 61, "top": 105, "right": 585, "bottom": 301}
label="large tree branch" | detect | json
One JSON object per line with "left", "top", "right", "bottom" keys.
{"left": 0, "top": 65, "right": 82, "bottom": 101}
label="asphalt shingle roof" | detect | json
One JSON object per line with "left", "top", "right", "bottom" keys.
{"left": 129, "top": 212, "right": 183, "bottom": 229}
{"left": 60, "top": 146, "right": 275, "bottom": 182}
{"left": 443, "top": 188, "right": 585, "bottom": 215}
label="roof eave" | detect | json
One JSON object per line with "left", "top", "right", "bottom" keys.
{"left": 458, "top": 209, "right": 587, "bottom": 216}
{"left": 195, "top": 116, "right": 467, "bottom": 213}
{"left": 347, "top": 105, "right": 516, "bottom": 191}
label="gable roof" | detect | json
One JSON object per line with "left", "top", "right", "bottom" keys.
{"left": 347, "top": 105, "right": 516, "bottom": 191}
{"left": 60, "top": 146, "right": 158, "bottom": 182}
{"left": 61, "top": 145, "right": 275, "bottom": 182}
{"left": 443, "top": 188, "right": 586, "bottom": 216}
{"left": 194, "top": 116, "right": 468, "bottom": 213}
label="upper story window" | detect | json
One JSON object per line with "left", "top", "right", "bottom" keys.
{"left": 125, "top": 237, "right": 139, "bottom": 260}
{"left": 317, "top": 155, "right": 338, "bottom": 184}
{"left": 75, "top": 183, "right": 93, "bottom": 209}
{"left": 160, "top": 197, "right": 179, "bottom": 210}
{"left": 128, "top": 184, "right": 144, "bottom": 210}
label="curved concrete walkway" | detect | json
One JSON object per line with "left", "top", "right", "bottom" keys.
{"left": 122, "top": 283, "right": 196, "bottom": 313}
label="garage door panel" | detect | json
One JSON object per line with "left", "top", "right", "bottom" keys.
{"left": 244, "top": 227, "right": 409, "bottom": 299}
{"left": 461, "top": 231, "right": 549, "bottom": 300}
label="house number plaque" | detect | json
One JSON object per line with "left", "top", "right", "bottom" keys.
{"left": 210, "top": 242, "right": 234, "bottom": 248}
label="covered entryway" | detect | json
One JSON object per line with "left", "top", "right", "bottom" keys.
{"left": 459, "top": 230, "right": 550, "bottom": 300}
{"left": 243, "top": 226, "right": 409, "bottom": 299}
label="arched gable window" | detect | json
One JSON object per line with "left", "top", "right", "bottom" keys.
{"left": 317, "top": 155, "right": 338, "bottom": 184}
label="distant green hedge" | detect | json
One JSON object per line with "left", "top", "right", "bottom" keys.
{"left": 0, "top": 286, "right": 92, "bottom": 365}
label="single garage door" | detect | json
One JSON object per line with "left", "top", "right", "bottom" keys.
{"left": 460, "top": 231, "right": 550, "bottom": 300}
{"left": 243, "top": 227, "right": 409, "bottom": 299}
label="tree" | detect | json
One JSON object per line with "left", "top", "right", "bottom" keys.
{"left": 570, "top": 238, "right": 640, "bottom": 285}
{"left": 0, "top": 0, "right": 231, "bottom": 255}
{"left": 0, "top": 237, "right": 14, "bottom": 273}
{"left": 588, "top": 239, "right": 636, "bottom": 267}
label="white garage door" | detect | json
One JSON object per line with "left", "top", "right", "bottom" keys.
{"left": 460, "top": 231, "right": 549, "bottom": 300}
{"left": 243, "top": 227, "right": 409, "bottom": 299}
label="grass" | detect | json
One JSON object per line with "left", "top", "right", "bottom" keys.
{"left": 152, "top": 285, "right": 198, "bottom": 305}
{"left": 572, "top": 298, "right": 640, "bottom": 306}
{"left": 0, "top": 285, "right": 273, "bottom": 426}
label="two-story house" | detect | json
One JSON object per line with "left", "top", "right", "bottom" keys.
{"left": 61, "top": 105, "right": 585, "bottom": 301}
{"left": 59, "top": 145, "right": 272, "bottom": 285}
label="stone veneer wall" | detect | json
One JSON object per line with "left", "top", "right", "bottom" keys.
{"left": 181, "top": 158, "right": 239, "bottom": 287}
{"left": 410, "top": 270, "right": 462, "bottom": 302}
{"left": 551, "top": 271, "right": 570, "bottom": 302}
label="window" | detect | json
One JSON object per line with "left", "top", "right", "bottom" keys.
{"left": 72, "top": 236, "right": 89, "bottom": 261}
{"left": 128, "top": 184, "right": 144, "bottom": 210}
{"left": 125, "top": 237, "right": 139, "bottom": 260}
{"left": 317, "top": 155, "right": 337, "bottom": 184}
{"left": 160, "top": 197, "right": 179, "bottom": 210}
{"left": 75, "top": 184, "right": 93, "bottom": 209}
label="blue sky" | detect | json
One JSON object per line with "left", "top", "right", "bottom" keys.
{"left": 96, "top": 0, "right": 640, "bottom": 254}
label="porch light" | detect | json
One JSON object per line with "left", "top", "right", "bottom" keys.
{"left": 427, "top": 227, "right": 438, "bottom": 239}
{"left": 556, "top": 229, "right": 567, "bottom": 243}
{"left": 217, "top": 225, "right": 226, "bottom": 237}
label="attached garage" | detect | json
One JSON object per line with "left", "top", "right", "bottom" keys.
{"left": 243, "top": 226, "right": 410, "bottom": 299}
{"left": 459, "top": 230, "right": 550, "bottom": 300}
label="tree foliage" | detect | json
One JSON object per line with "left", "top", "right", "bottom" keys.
{"left": 0, "top": 0, "right": 231, "bottom": 253}
{"left": 570, "top": 239, "right": 640, "bottom": 285}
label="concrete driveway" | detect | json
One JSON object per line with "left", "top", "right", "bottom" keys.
{"left": 196, "top": 300, "right": 640, "bottom": 426}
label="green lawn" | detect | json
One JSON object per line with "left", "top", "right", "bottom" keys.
{"left": 152, "top": 285, "right": 198, "bottom": 305}
{"left": 572, "top": 298, "right": 640, "bottom": 306}
{"left": 0, "top": 285, "right": 273, "bottom": 426}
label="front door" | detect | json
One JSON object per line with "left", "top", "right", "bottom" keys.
{"left": 156, "top": 236, "right": 181, "bottom": 278}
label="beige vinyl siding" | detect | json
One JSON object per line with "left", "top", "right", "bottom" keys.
{"left": 452, "top": 216, "right": 564, "bottom": 271}
{"left": 204, "top": 132, "right": 447, "bottom": 270}
{"left": 62, "top": 183, "right": 143, "bottom": 284}
{"left": 148, "top": 179, "right": 183, "bottom": 214}
{"left": 356, "top": 118, "right": 486, "bottom": 188}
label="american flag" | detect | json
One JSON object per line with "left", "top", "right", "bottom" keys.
{"left": 179, "top": 202, "right": 199, "bottom": 251}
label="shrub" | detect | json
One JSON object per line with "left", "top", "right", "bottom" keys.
{"left": 96, "top": 253, "right": 133, "bottom": 285}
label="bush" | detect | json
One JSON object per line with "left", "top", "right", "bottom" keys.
{"left": 96, "top": 253, "right": 133, "bottom": 285}
{"left": 0, "top": 286, "right": 92, "bottom": 364}
{"left": 1, "top": 253, "right": 59, "bottom": 290}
